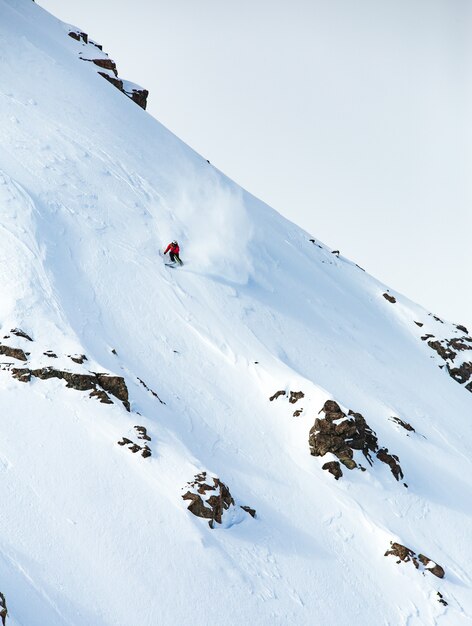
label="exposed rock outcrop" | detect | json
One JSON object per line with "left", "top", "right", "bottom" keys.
{"left": 137, "top": 377, "right": 165, "bottom": 404}
{"left": 309, "top": 400, "right": 404, "bottom": 481}
{"left": 11, "top": 366, "right": 130, "bottom": 410}
{"left": 322, "top": 460, "right": 343, "bottom": 480}
{"left": 69, "top": 354, "right": 87, "bottom": 364}
{"left": 389, "top": 416, "right": 415, "bottom": 433}
{"left": 182, "top": 472, "right": 255, "bottom": 528}
{"left": 0, "top": 344, "right": 28, "bottom": 362}
{"left": 0, "top": 592, "right": 6, "bottom": 626}
{"left": 383, "top": 292, "right": 396, "bottom": 303}
{"left": 384, "top": 542, "right": 445, "bottom": 579}
{"left": 69, "top": 29, "right": 149, "bottom": 109}
{"left": 117, "top": 426, "right": 152, "bottom": 458}
{"left": 421, "top": 328, "right": 472, "bottom": 392}
{"left": 289, "top": 391, "right": 304, "bottom": 404}
{"left": 10, "top": 328, "right": 33, "bottom": 341}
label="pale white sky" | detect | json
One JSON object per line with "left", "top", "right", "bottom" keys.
{"left": 39, "top": 0, "right": 472, "bottom": 328}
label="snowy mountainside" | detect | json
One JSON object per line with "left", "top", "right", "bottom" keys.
{"left": 0, "top": 1, "right": 471, "bottom": 625}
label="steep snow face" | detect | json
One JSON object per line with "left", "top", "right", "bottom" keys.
{"left": 0, "top": 1, "right": 471, "bottom": 625}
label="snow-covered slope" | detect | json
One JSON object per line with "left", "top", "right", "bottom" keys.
{"left": 1, "top": 2, "right": 471, "bottom": 625}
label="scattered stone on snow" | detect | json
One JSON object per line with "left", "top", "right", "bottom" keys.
{"left": 43, "top": 350, "right": 58, "bottom": 358}
{"left": 293, "top": 408, "right": 303, "bottom": 417}
{"left": 384, "top": 542, "right": 445, "bottom": 579}
{"left": 389, "top": 416, "right": 415, "bottom": 433}
{"left": 269, "top": 390, "right": 286, "bottom": 401}
{"left": 0, "top": 592, "right": 6, "bottom": 626}
{"left": 134, "top": 425, "right": 151, "bottom": 441}
{"left": 117, "top": 428, "right": 152, "bottom": 458}
{"left": 437, "top": 591, "right": 448, "bottom": 606}
{"left": 309, "top": 400, "right": 404, "bottom": 481}
{"left": 383, "top": 292, "right": 396, "bottom": 303}
{"left": 137, "top": 377, "right": 165, "bottom": 404}
{"left": 289, "top": 391, "right": 304, "bottom": 404}
{"left": 240, "top": 506, "right": 256, "bottom": 518}
{"left": 414, "top": 321, "right": 424, "bottom": 327}
{"left": 182, "top": 472, "right": 255, "bottom": 528}
{"left": 456, "top": 324, "right": 469, "bottom": 334}
{"left": 69, "top": 354, "right": 87, "bottom": 364}
{"left": 10, "top": 328, "right": 33, "bottom": 341}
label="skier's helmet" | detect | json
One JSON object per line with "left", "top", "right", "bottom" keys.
{"left": 173, "top": 240, "right": 178, "bottom": 245}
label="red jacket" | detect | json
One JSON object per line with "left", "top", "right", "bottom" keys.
{"left": 164, "top": 242, "right": 180, "bottom": 255}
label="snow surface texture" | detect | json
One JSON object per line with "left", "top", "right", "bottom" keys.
{"left": 0, "top": 1, "right": 471, "bottom": 625}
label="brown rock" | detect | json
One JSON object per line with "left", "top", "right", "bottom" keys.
{"left": 241, "top": 506, "right": 256, "bottom": 518}
{"left": 428, "top": 340, "right": 456, "bottom": 361}
{"left": 289, "top": 391, "right": 304, "bottom": 404}
{"left": 385, "top": 542, "right": 445, "bottom": 579}
{"left": 322, "top": 461, "right": 343, "bottom": 480}
{"left": 69, "top": 354, "right": 87, "bottom": 364}
{"left": 68, "top": 30, "right": 88, "bottom": 44}
{"left": 89, "top": 389, "right": 113, "bottom": 404}
{"left": 0, "top": 592, "right": 6, "bottom": 626}
{"left": 447, "top": 361, "right": 472, "bottom": 385}
{"left": 11, "top": 328, "right": 33, "bottom": 341}
{"left": 383, "top": 292, "right": 396, "bottom": 303}
{"left": 98, "top": 72, "right": 124, "bottom": 91}
{"left": 134, "top": 425, "right": 151, "bottom": 441}
{"left": 390, "top": 416, "right": 415, "bottom": 432}
{"left": 0, "top": 345, "right": 28, "bottom": 361}
{"left": 376, "top": 448, "right": 404, "bottom": 481}
{"left": 322, "top": 400, "right": 342, "bottom": 413}
{"left": 11, "top": 367, "right": 130, "bottom": 410}
{"left": 418, "top": 554, "right": 445, "bottom": 579}
{"left": 117, "top": 437, "right": 132, "bottom": 446}
{"left": 269, "top": 390, "right": 286, "bottom": 401}
{"left": 96, "top": 374, "right": 130, "bottom": 411}
{"left": 309, "top": 401, "right": 403, "bottom": 480}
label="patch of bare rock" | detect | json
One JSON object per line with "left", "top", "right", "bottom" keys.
{"left": 11, "top": 366, "right": 130, "bottom": 411}
{"left": 309, "top": 401, "right": 404, "bottom": 482}
{"left": 385, "top": 542, "right": 445, "bottom": 579}
{"left": 420, "top": 328, "right": 472, "bottom": 392}
{"left": 182, "top": 472, "right": 255, "bottom": 529}
{"left": 0, "top": 592, "right": 6, "bottom": 626}
{"left": 117, "top": 425, "right": 152, "bottom": 458}
{"left": 269, "top": 389, "right": 304, "bottom": 416}
{"left": 389, "top": 416, "right": 415, "bottom": 433}
{"left": 68, "top": 29, "right": 149, "bottom": 109}
{"left": 137, "top": 377, "right": 165, "bottom": 404}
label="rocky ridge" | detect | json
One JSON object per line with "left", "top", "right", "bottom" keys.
{"left": 309, "top": 400, "right": 404, "bottom": 482}
{"left": 182, "top": 472, "right": 256, "bottom": 529}
{"left": 68, "top": 28, "right": 149, "bottom": 110}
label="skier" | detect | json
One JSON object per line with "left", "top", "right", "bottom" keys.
{"left": 164, "top": 240, "right": 183, "bottom": 265}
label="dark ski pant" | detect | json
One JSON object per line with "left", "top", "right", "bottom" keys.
{"left": 170, "top": 252, "right": 182, "bottom": 265}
